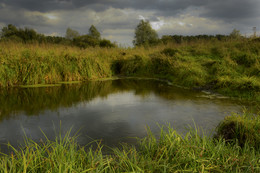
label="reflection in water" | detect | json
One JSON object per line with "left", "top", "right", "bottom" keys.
{"left": 0, "top": 79, "right": 255, "bottom": 153}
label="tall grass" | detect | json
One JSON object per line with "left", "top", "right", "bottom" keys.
{"left": 0, "top": 42, "right": 115, "bottom": 86}
{"left": 215, "top": 111, "right": 260, "bottom": 149}
{"left": 0, "top": 121, "right": 259, "bottom": 172}
{"left": 0, "top": 39, "right": 259, "bottom": 100}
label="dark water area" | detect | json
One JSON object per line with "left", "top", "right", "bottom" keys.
{"left": 0, "top": 79, "right": 256, "bottom": 153}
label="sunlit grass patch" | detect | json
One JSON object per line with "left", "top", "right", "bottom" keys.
{"left": 20, "top": 84, "right": 62, "bottom": 88}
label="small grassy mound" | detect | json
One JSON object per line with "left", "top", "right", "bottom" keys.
{"left": 215, "top": 112, "right": 260, "bottom": 149}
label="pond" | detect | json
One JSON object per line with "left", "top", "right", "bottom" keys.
{"left": 0, "top": 79, "right": 255, "bottom": 152}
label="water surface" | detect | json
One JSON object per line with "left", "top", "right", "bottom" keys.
{"left": 0, "top": 79, "right": 254, "bottom": 152}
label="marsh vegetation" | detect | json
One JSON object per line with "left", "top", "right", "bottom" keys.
{"left": 0, "top": 22, "right": 259, "bottom": 172}
{"left": 0, "top": 37, "right": 259, "bottom": 101}
{"left": 0, "top": 118, "right": 259, "bottom": 172}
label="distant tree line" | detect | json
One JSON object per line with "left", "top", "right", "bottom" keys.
{"left": 133, "top": 20, "right": 256, "bottom": 47}
{"left": 160, "top": 29, "right": 246, "bottom": 44}
{"left": 65, "top": 25, "right": 115, "bottom": 48}
{"left": 160, "top": 34, "right": 231, "bottom": 44}
{"left": 0, "top": 24, "right": 116, "bottom": 48}
{"left": 1, "top": 22, "right": 258, "bottom": 48}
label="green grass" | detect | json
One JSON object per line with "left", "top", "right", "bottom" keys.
{"left": 0, "top": 115, "right": 260, "bottom": 172}
{"left": 20, "top": 84, "right": 62, "bottom": 88}
{"left": 0, "top": 39, "right": 259, "bottom": 172}
{"left": 0, "top": 39, "right": 259, "bottom": 101}
{"left": 215, "top": 112, "right": 260, "bottom": 149}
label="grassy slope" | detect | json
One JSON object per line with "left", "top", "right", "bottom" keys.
{"left": 0, "top": 40, "right": 259, "bottom": 100}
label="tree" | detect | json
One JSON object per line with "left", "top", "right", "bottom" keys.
{"left": 65, "top": 27, "right": 80, "bottom": 40}
{"left": 99, "top": 39, "right": 116, "bottom": 48}
{"left": 89, "top": 25, "right": 101, "bottom": 40}
{"left": 73, "top": 35, "right": 99, "bottom": 48}
{"left": 229, "top": 29, "right": 242, "bottom": 40}
{"left": 1, "top": 24, "right": 40, "bottom": 42}
{"left": 133, "top": 20, "right": 158, "bottom": 46}
{"left": 1, "top": 24, "right": 18, "bottom": 38}
{"left": 20, "top": 28, "right": 38, "bottom": 41}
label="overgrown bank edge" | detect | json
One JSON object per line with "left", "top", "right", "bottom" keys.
{"left": 0, "top": 40, "right": 259, "bottom": 101}
{"left": 0, "top": 112, "right": 259, "bottom": 172}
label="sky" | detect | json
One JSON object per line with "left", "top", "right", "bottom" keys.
{"left": 0, "top": 0, "right": 259, "bottom": 46}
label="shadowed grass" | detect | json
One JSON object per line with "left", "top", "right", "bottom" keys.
{"left": 215, "top": 111, "right": 260, "bottom": 149}
{"left": 0, "top": 116, "right": 259, "bottom": 172}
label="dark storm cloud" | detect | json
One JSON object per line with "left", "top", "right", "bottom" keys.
{"left": 1, "top": 0, "right": 201, "bottom": 14}
{"left": 1, "top": 0, "right": 112, "bottom": 12}
{"left": 0, "top": 0, "right": 259, "bottom": 45}
{"left": 201, "top": 0, "right": 260, "bottom": 21}
{"left": 0, "top": 6, "right": 48, "bottom": 27}
{"left": 1, "top": 0, "right": 72, "bottom": 12}
{"left": 2, "top": 0, "right": 259, "bottom": 20}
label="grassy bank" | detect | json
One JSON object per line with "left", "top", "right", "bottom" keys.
{"left": 215, "top": 112, "right": 260, "bottom": 149}
{"left": 0, "top": 112, "right": 259, "bottom": 172}
{"left": 0, "top": 40, "right": 259, "bottom": 100}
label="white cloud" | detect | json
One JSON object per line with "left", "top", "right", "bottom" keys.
{"left": 156, "top": 14, "right": 233, "bottom": 36}
{"left": 138, "top": 15, "right": 146, "bottom": 20}
{"left": 178, "top": 22, "right": 185, "bottom": 26}
{"left": 151, "top": 19, "right": 167, "bottom": 30}
{"left": 44, "top": 13, "right": 58, "bottom": 20}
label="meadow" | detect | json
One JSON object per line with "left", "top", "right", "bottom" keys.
{"left": 0, "top": 39, "right": 259, "bottom": 101}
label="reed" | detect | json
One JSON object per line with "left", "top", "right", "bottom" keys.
{"left": 0, "top": 117, "right": 259, "bottom": 172}
{"left": 0, "top": 39, "right": 259, "bottom": 100}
